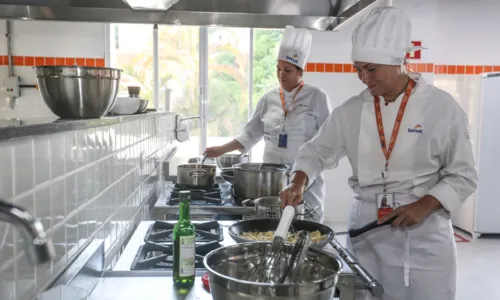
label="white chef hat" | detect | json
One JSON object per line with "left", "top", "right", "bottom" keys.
{"left": 277, "top": 25, "right": 312, "bottom": 70}
{"left": 351, "top": 6, "right": 425, "bottom": 65}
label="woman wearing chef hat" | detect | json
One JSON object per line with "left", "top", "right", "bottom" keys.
{"left": 205, "top": 26, "right": 332, "bottom": 223}
{"left": 280, "top": 6, "right": 478, "bottom": 300}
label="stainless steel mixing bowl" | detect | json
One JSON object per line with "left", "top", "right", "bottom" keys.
{"left": 203, "top": 242, "right": 342, "bottom": 299}
{"left": 34, "top": 66, "right": 121, "bottom": 119}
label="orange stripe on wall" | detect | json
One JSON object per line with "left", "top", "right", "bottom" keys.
{"left": 303, "top": 62, "right": 500, "bottom": 75}
{"left": 0, "top": 56, "right": 499, "bottom": 75}
{"left": 0, "top": 55, "right": 105, "bottom": 67}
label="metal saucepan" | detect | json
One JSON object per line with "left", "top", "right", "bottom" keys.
{"left": 176, "top": 163, "right": 216, "bottom": 188}
{"left": 220, "top": 163, "right": 289, "bottom": 200}
{"left": 241, "top": 196, "right": 318, "bottom": 220}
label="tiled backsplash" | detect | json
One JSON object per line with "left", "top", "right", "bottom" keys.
{"left": 0, "top": 113, "right": 176, "bottom": 300}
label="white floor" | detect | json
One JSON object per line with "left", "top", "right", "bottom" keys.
{"left": 324, "top": 222, "right": 500, "bottom": 300}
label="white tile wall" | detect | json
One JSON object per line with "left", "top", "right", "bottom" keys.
{"left": 0, "top": 113, "right": 176, "bottom": 300}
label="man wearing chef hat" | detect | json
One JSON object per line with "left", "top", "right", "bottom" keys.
{"left": 205, "top": 26, "right": 332, "bottom": 223}
{"left": 280, "top": 7, "right": 478, "bottom": 300}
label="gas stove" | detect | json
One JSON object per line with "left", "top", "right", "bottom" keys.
{"left": 167, "top": 183, "right": 224, "bottom": 205}
{"left": 129, "top": 221, "right": 224, "bottom": 271}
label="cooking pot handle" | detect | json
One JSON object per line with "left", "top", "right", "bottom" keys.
{"left": 241, "top": 199, "right": 255, "bottom": 208}
{"left": 220, "top": 168, "right": 234, "bottom": 184}
{"left": 328, "top": 237, "right": 384, "bottom": 297}
{"left": 189, "top": 170, "right": 207, "bottom": 177}
{"left": 285, "top": 169, "right": 317, "bottom": 194}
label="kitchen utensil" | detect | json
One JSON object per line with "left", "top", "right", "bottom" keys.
{"left": 176, "top": 163, "right": 216, "bottom": 188}
{"left": 110, "top": 96, "right": 141, "bottom": 115}
{"left": 136, "top": 99, "right": 148, "bottom": 113}
{"left": 127, "top": 85, "right": 141, "bottom": 97}
{"left": 228, "top": 218, "right": 334, "bottom": 250}
{"left": 328, "top": 237, "right": 384, "bottom": 297}
{"left": 221, "top": 163, "right": 289, "bottom": 200}
{"left": 198, "top": 153, "right": 208, "bottom": 169}
{"left": 203, "top": 242, "right": 342, "bottom": 299}
{"left": 281, "top": 230, "right": 312, "bottom": 284}
{"left": 33, "top": 65, "right": 121, "bottom": 119}
{"left": 216, "top": 153, "right": 249, "bottom": 169}
{"left": 241, "top": 196, "right": 318, "bottom": 220}
{"left": 247, "top": 206, "right": 295, "bottom": 283}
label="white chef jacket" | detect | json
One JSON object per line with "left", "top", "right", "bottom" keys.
{"left": 235, "top": 83, "right": 332, "bottom": 222}
{"left": 291, "top": 73, "right": 478, "bottom": 299}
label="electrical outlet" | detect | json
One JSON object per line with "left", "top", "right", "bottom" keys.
{"left": 2, "top": 76, "right": 20, "bottom": 97}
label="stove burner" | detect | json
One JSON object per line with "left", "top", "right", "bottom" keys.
{"left": 144, "top": 220, "right": 224, "bottom": 243}
{"left": 168, "top": 183, "right": 223, "bottom": 205}
{"left": 130, "top": 240, "right": 221, "bottom": 270}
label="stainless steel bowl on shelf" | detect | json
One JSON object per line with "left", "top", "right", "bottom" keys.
{"left": 34, "top": 65, "right": 121, "bottom": 119}
{"left": 203, "top": 242, "right": 342, "bottom": 300}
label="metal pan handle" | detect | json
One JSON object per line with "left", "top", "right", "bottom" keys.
{"left": 189, "top": 170, "right": 207, "bottom": 177}
{"left": 348, "top": 217, "right": 396, "bottom": 238}
{"left": 328, "top": 238, "right": 384, "bottom": 297}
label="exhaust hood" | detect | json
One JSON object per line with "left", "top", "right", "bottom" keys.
{"left": 0, "top": 0, "right": 385, "bottom": 30}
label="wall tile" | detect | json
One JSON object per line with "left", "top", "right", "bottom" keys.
{"left": 50, "top": 133, "right": 66, "bottom": 179}
{"left": 50, "top": 180, "right": 65, "bottom": 228}
{"left": 86, "top": 128, "right": 96, "bottom": 163}
{"left": 64, "top": 131, "right": 77, "bottom": 173}
{"left": 35, "top": 186, "right": 51, "bottom": 231}
{"left": 0, "top": 142, "right": 13, "bottom": 199}
{"left": 33, "top": 137, "right": 50, "bottom": 185}
{"left": 76, "top": 130, "right": 87, "bottom": 167}
{"left": 14, "top": 139, "right": 33, "bottom": 195}
{"left": 65, "top": 174, "right": 78, "bottom": 215}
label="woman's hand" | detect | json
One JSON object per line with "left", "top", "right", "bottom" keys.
{"left": 378, "top": 195, "right": 443, "bottom": 227}
{"left": 204, "top": 146, "right": 226, "bottom": 158}
{"left": 279, "top": 183, "right": 305, "bottom": 208}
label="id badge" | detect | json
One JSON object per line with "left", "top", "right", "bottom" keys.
{"left": 376, "top": 193, "right": 394, "bottom": 220}
{"left": 278, "top": 132, "right": 288, "bottom": 148}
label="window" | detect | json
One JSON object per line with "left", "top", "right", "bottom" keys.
{"left": 109, "top": 25, "right": 284, "bottom": 174}
{"left": 109, "top": 24, "right": 153, "bottom": 100}
{"left": 206, "top": 28, "right": 250, "bottom": 151}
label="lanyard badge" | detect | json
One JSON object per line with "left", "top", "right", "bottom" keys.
{"left": 278, "top": 81, "right": 304, "bottom": 148}
{"left": 374, "top": 79, "right": 416, "bottom": 220}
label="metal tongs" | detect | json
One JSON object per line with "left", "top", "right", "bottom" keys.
{"left": 248, "top": 206, "right": 296, "bottom": 283}
{"left": 279, "top": 230, "right": 312, "bottom": 284}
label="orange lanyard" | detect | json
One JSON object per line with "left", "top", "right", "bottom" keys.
{"left": 279, "top": 81, "right": 305, "bottom": 118}
{"left": 374, "top": 79, "right": 416, "bottom": 173}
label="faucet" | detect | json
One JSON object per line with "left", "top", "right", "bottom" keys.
{"left": 0, "top": 199, "right": 55, "bottom": 265}
{"left": 179, "top": 116, "right": 203, "bottom": 126}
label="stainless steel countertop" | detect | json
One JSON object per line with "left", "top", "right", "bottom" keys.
{"left": 89, "top": 221, "right": 353, "bottom": 300}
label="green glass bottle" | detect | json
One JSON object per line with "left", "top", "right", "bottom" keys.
{"left": 173, "top": 190, "right": 196, "bottom": 288}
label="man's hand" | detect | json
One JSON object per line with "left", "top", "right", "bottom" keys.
{"left": 279, "top": 183, "right": 305, "bottom": 208}
{"left": 378, "top": 195, "right": 443, "bottom": 227}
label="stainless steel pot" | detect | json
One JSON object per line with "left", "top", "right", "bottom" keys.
{"left": 242, "top": 196, "right": 318, "bottom": 220}
{"left": 34, "top": 66, "right": 121, "bottom": 119}
{"left": 220, "top": 163, "right": 289, "bottom": 200}
{"left": 176, "top": 164, "right": 216, "bottom": 188}
{"left": 203, "top": 242, "right": 341, "bottom": 299}
{"left": 216, "top": 153, "right": 249, "bottom": 169}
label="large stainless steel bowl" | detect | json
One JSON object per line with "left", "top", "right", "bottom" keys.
{"left": 216, "top": 153, "right": 249, "bottom": 169}
{"left": 203, "top": 242, "right": 342, "bottom": 299}
{"left": 34, "top": 66, "right": 121, "bottom": 119}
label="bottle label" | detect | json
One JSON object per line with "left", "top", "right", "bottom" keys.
{"left": 179, "top": 235, "right": 195, "bottom": 277}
